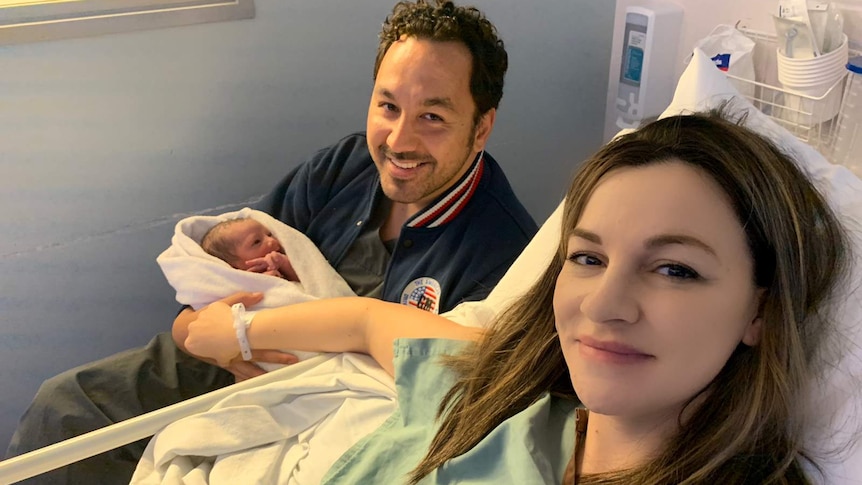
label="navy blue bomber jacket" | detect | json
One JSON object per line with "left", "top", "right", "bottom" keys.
{"left": 255, "top": 132, "right": 537, "bottom": 314}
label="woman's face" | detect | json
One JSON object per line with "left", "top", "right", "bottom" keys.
{"left": 553, "top": 160, "right": 763, "bottom": 425}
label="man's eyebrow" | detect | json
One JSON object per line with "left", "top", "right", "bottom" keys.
{"left": 375, "top": 89, "right": 456, "bottom": 111}
{"left": 423, "top": 96, "right": 456, "bottom": 111}
{"left": 570, "top": 229, "right": 718, "bottom": 258}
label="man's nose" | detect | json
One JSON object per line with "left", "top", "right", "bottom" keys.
{"left": 386, "top": 116, "right": 418, "bottom": 154}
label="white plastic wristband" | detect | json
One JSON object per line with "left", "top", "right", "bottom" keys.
{"left": 231, "top": 303, "right": 254, "bottom": 361}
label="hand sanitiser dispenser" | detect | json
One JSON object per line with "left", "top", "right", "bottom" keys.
{"left": 616, "top": 2, "right": 683, "bottom": 129}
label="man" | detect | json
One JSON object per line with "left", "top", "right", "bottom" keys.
{"left": 7, "top": 1, "right": 537, "bottom": 483}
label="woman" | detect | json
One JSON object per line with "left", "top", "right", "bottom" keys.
{"left": 186, "top": 108, "right": 850, "bottom": 484}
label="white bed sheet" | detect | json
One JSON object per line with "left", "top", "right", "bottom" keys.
{"left": 131, "top": 353, "right": 395, "bottom": 485}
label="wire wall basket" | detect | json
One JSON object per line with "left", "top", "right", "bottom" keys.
{"left": 725, "top": 28, "right": 859, "bottom": 157}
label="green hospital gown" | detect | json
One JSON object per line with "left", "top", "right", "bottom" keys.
{"left": 322, "top": 338, "right": 577, "bottom": 484}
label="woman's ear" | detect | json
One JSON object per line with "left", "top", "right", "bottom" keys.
{"left": 741, "top": 317, "right": 763, "bottom": 346}
{"left": 741, "top": 288, "right": 766, "bottom": 346}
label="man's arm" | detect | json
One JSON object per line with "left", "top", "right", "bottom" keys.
{"left": 172, "top": 307, "right": 197, "bottom": 354}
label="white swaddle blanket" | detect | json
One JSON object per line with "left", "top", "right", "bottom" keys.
{"left": 157, "top": 207, "right": 355, "bottom": 311}
{"left": 156, "top": 207, "right": 356, "bottom": 365}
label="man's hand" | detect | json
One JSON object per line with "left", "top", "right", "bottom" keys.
{"left": 221, "top": 350, "right": 301, "bottom": 382}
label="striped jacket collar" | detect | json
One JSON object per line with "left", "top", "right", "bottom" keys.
{"left": 406, "top": 151, "right": 485, "bottom": 228}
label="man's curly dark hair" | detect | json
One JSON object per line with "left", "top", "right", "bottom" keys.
{"left": 374, "top": 0, "right": 507, "bottom": 120}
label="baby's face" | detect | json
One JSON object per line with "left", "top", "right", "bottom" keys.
{"left": 228, "top": 219, "right": 284, "bottom": 269}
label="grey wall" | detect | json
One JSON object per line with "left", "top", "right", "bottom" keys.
{"left": 0, "top": 0, "right": 614, "bottom": 450}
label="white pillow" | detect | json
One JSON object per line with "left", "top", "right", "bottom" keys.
{"left": 446, "top": 48, "right": 862, "bottom": 484}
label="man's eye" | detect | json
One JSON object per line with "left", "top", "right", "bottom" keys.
{"left": 656, "top": 264, "right": 700, "bottom": 280}
{"left": 379, "top": 102, "right": 398, "bottom": 112}
{"left": 421, "top": 113, "right": 444, "bottom": 122}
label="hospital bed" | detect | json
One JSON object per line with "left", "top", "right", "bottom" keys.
{"left": 1, "top": 48, "right": 861, "bottom": 484}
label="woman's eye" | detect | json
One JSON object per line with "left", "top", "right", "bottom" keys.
{"left": 656, "top": 264, "right": 700, "bottom": 280}
{"left": 568, "top": 253, "right": 603, "bottom": 266}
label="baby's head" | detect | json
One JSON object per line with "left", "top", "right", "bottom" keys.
{"left": 200, "top": 218, "right": 284, "bottom": 270}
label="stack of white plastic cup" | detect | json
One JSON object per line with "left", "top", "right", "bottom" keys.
{"left": 776, "top": 34, "right": 849, "bottom": 125}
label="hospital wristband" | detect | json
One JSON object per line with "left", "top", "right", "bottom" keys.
{"left": 231, "top": 303, "right": 254, "bottom": 361}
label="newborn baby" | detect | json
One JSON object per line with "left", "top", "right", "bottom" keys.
{"left": 200, "top": 217, "right": 299, "bottom": 282}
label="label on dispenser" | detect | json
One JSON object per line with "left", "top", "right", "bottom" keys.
{"left": 622, "top": 30, "right": 646, "bottom": 85}
{"left": 620, "top": 15, "right": 647, "bottom": 88}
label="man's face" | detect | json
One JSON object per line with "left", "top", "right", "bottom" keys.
{"left": 366, "top": 36, "right": 495, "bottom": 212}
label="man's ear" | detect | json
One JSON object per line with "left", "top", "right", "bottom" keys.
{"left": 471, "top": 108, "right": 496, "bottom": 152}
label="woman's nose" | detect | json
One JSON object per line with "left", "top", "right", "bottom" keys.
{"left": 579, "top": 268, "right": 640, "bottom": 324}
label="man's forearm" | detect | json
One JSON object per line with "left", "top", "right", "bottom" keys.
{"left": 172, "top": 308, "right": 198, "bottom": 353}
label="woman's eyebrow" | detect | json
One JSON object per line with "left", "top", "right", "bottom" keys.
{"left": 644, "top": 234, "right": 717, "bottom": 258}
{"left": 571, "top": 228, "right": 601, "bottom": 244}
{"left": 571, "top": 229, "right": 718, "bottom": 258}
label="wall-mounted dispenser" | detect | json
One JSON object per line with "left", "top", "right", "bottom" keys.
{"left": 615, "top": 2, "right": 684, "bottom": 129}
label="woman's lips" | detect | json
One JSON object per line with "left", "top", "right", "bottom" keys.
{"left": 577, "top": 336, "right": 654, "bottom": 365}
